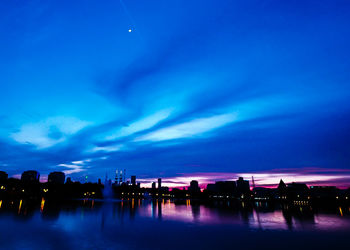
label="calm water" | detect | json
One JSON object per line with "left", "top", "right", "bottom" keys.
{"left": 0, "top": 199, "right": 349, "bottom": 249}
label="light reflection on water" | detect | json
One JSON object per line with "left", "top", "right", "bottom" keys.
{"left": 92, "top": 199, "right": 350, "bottom": 231}
{"left": 1, "top": 199, "right": 348, "bottom": 231}
{"left": 0, "top": 199, "right": 350, "bottom": 230}
{"left": 0, "top": 199, "right": 350, "bottom": 249}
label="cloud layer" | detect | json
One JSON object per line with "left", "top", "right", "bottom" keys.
{"left": 0, "top": 0, "right": 350, "bottom": 187}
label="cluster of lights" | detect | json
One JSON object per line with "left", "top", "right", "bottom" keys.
{"left": 83, "top": 192, "right": 96, "bottom": 196}
{"left": 0, "top": 186, "right": 5, "bottom": 190}
{"left": 210, "top": 195, "right": 235, "bottom": 199}
{"left": 121, "top": 193, "right": 145, "bottom": 196}
{"left": 293, "top": 200, "right": 309, "bottom": 206}
{"left": 254, "top": 197, "right": 270, "bottom": 200}
{"left": 334, "top": 196, "right": 349, "bottom": 200}
{"left": 153, "top": 193, "right": 175, "bottom": 198}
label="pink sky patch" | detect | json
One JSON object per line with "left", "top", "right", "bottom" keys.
{"left": 138, "top": 167, "right": 350, "bottom": 189}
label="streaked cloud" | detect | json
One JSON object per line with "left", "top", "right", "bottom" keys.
{"left": 58, "top": 163, "right": 85, "bottom": 175}
{"left": 89, "top": 144, "right": 124, "bottom": 153}
{"left": 135, "top": 113, "right": 238, "bottom": 142}
{"left": 105, "top": 109, "right": 173, "bottom": 140}
{"left": 0, "top": 0, "right": 349, "bottom": 187}
{"left": 10, "top": 117, "right": 90, "bottom": 148}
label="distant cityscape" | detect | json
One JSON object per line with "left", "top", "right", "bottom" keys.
{"left": 1, "top": 169, "right": 349, "bottom": 206}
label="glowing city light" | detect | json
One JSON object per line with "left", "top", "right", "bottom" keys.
{"left": 40, "top": 198, "right": 45, "bottom": 212}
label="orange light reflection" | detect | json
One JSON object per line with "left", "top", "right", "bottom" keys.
{"left": 18, "top": 200, "right": 22, "bottom": 214}
{"left": 40, "top": 198, "right": 45, "bottom": 213}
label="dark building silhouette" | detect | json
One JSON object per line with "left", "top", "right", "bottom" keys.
{"left": 48, "top": 172, "right": 65, "bottom": 184}
{"left": 310, "top": 186, "right": 338, "bottom": 200}
{"left": 287, "top": 182, "right": 308, "bottom": 190}
{"left": 159, "top": 186, "right": 169, "bottom": 193}
{"left": 21, "top": 170, "right": 40, "bottom": 183}
{"left": 189, "top": 180, "right": 200, "bottom": 193}
{"left": 236, "top": 177, "right": 250, "bottom": 194}
{"left": 278, "top": 179, "right": 286, "bottom": 190}
{"left": 278, "top": 179, "right": 287, "bottom": 199}
{"left": 253, "top": 187, "right": 275, "bottom": 199}
{"left": 0, "top": 171, "right": 8, "bottom": 182}
{"left": 287, "top": 182, "right": 309, "bottom": 200}
{"left": 206, "top": 183, "right": 216, "bottom": 192}
{"left": 0, "top": 167, "right": 347, "bottom": 204}
{"left": 131, "top": 175, "right": 136, "bottom": 186}
{"left": 217, "top": 181, "right": 236, "bottom": 193}
{"left": 206, "top": 181, "right": 236, "bottom": 197}
{"left": 65, "top": 177, "right": 73, "bottom": 185}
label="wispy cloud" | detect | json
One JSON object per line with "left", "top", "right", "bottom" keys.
{"left": 135, "top": 113, "right": 238, "bottom": 142}
{"left": 105, "top": 109, "right": 173, "bottom": 140}
{"left": 1, "top": 0, "right": 350, "bottom": 184}
{"left": 57, "top": 163, "right": 86, "bottom": 175}
{"left": 11, "top": 117, "right": 90, "bottom": 149}
{"left": 89, "top": 144, "right": 124, "bottom": 153}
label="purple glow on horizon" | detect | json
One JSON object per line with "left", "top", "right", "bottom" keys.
{"left": 138, "top": 167, "right": 350, "bottom": 189}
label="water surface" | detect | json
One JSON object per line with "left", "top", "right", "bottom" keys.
{"left": 0, "top": 199, "right": 349, "bottom": 249}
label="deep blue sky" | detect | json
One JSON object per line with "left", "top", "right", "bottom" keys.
{"left": 1, "top": 0, "right": 350, "bottom": 186}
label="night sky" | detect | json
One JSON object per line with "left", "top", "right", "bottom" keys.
{"left": 1, "top": 0, "right": 350, "bottom": 187}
